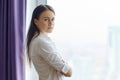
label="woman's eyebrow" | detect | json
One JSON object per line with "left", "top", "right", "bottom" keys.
{"left": 43, "top": 17, "right": 55, "bottom": 19}
{"left": 43, "top": 17, "right": 49, "bottom": 18}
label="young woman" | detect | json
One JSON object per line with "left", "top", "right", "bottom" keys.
{"left": 27, "top": 4, "right": 72, "bottom": 80}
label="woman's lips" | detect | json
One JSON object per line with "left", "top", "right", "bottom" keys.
{"left": 48, "top": 27, "right": 53, "bottom": 29}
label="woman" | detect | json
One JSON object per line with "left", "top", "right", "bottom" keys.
{"left": 27, "top": 4, "right": 72, "bottom": 80}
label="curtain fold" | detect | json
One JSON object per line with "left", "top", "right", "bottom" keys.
{"left": 0, "top": 0, "right": 26, "bottom": 80}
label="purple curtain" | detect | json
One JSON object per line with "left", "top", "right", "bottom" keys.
{"left": 0, "top": 0, "right": 26, "bottom": 80}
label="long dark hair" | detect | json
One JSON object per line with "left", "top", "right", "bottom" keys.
{"left": 27, "top": 4, "right": 55, "bottom": 65}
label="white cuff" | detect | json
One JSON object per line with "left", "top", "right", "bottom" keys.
{"left": 62, "top": 63, "right": 70, "bottom": 74}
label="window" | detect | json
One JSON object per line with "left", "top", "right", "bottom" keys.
{"left": 47, "top": 0, "right": 120, "bottom": 80}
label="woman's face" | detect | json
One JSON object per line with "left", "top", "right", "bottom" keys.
{"left": 34, "top": 10, "right": 55, "bottom": 34}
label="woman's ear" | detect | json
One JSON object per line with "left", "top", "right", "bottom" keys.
{"left": 34, "top": 19, "right": 38, "bottom": 26}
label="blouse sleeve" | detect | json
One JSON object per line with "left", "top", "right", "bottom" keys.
{"left": 34, "top": 38, "right": 70, "bottom": 74}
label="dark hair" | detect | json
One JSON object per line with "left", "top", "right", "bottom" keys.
{"left": 27, "top": 4, "right": 55, "bottom": 65}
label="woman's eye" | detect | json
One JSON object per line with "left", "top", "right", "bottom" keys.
{"left": 52, "top": 18, "right": 54, "bottom": 21}
{"left": 44, "top": 19, "right": 48, "bottom": 21}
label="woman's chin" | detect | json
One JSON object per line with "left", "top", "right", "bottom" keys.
{"left": 47, "top": 30, "right": 53, "bottom": 33}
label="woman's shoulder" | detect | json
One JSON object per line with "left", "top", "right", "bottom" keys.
{"left": 31, "top": 33, "right": 52, "bottom": 46}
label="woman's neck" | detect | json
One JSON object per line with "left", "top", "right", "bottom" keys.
{"left": 40, "top": 32, "right": 48, "bottom": 37}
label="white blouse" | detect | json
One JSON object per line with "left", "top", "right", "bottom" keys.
{"left": 29, "top": 33, "right": 70, "bottom": 80}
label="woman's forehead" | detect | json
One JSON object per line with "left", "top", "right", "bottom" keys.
{"left": 39, "top": 10, "right": 55, "bottom": 18}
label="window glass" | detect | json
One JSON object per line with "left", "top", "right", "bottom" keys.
{"left": 47, "top": 0, "right": 120, "bottom": 80}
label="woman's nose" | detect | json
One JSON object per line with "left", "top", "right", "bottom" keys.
{"left": 49, "top": 20, "right": 54, "bottom": 25}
